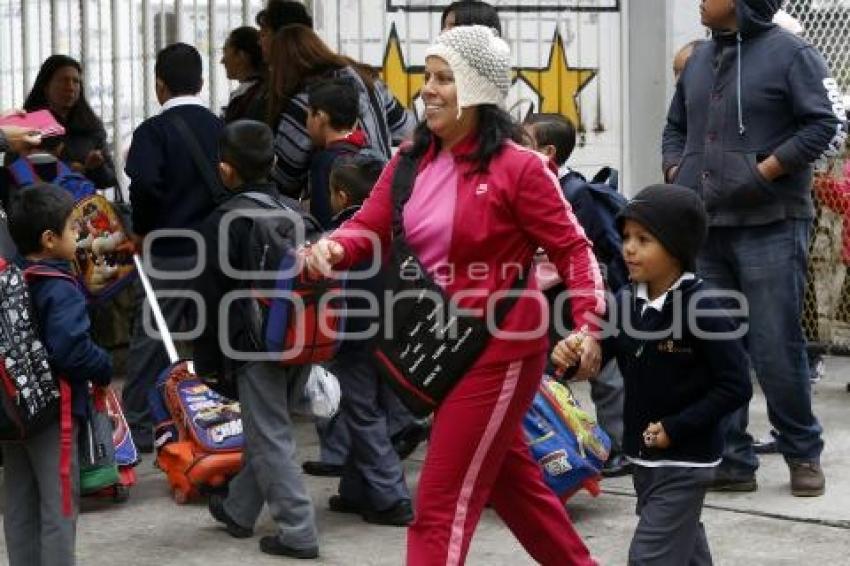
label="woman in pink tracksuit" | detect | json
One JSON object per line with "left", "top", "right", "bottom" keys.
{"left": 306, "top": 25, "right": 604, "bottom": 566}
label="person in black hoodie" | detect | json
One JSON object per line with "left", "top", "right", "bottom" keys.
{"left": 195, "top": 120, "right": 319, "bottom": 559}
{"left": 662, "top": 0, "right": 847, "bottom": 497}
{"left": 553, "top": 184, "right": 752, "bottom": 566}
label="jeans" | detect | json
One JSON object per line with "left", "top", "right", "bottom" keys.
{"left": 698, "top": 219, "right": 824, "bottom": 473}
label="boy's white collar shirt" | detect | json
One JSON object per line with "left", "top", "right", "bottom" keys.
{"left": 558, "top": 163, "right": 573, "bottom": 181}
{"left": 160, "top": 95, "right": 207, "bottom": 113}
{"left": 636, "top": 272, "right": 696, "bottom": 315}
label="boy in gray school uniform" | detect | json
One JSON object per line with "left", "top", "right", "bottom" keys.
{"left": 193, "top": 120, "right": 318, "bottom": 559}
{"left": 4, "top": 184, "right": 113, "bottom": 566}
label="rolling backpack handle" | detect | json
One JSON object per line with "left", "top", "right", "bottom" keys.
{"left": 132, "top": 254, "right": 180, "bottom": 366}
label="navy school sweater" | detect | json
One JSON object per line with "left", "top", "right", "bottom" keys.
{"left": 601, "top": 277, "right": 752, "bottom": 464}
{"left": 126, "top": 104, "right": 224, "bottom": 256}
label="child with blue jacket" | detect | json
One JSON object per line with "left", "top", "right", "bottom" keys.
{"left": 553, "top": 184, "right": 752, "bottom": 565}
{"left": 4, "top": 183, "right": 112, "bottom": 566}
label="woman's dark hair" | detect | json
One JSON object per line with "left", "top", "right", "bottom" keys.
{"left": 256, "top": 0, "right": 313, "bottom": 31}
{"left": 441, "top": 1, "right": 502, "bottom": 36}
{"left": 406, "top": 105, "right": 523, "bottom": 173}
{"left": 226, "top": 26, "right": 265, "bottom": 74}
{"left": 7, "top": 183, "right": 76, "bottom": 255}
{"left": 24, "top": 54, "right": 103, "bottom": 134}
{"left": 267, "top": 25, "right": 375, "bottom": 125}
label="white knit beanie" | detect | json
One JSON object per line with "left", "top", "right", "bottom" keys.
{"left": 425, "top": 25, "right": 512, "bottom": 115}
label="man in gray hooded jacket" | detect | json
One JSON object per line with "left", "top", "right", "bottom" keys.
{"left": 662, "top": 0, "right": 847, "bottom": 497}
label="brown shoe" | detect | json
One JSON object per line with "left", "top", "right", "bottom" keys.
{"left": 789, "top": 461, "right": 825, "bottom": 497}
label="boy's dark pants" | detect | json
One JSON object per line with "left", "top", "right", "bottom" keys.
{"left": 3, "top": 421, "right": 79, "bottom": 566}
{"left": 223, "top": 361, "right": 318, "bottom": 550}
{"left": 123, "top": 254, "right": 198, "bottom": 446}
{"left": 628, "top": 466, "right": 715, "bottom": 566}
{"left": 328, "top": 352, "right": 410, "bottom": 510}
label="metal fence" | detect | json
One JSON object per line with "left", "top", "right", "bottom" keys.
{"left": 782, "top": 0, "right": 850, "bottom": 353}
{"left": 0, "top": 0, "right": 266, "bottom": 195}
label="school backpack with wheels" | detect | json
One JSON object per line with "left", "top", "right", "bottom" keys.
{"left": 524, "top": 375, "right": 611, "bottom": 501}
{"left": 135, "top": 255, "right": 244, "bottom": 504}
{"left": 561, "top": 167, "right": 629, "bottom": 293}
{"left": 216, "top": 192, "right": 345, "bottom": 369}
{"left": 0, "top": 258, "right": 63, "bottom": 441}
{"left": 7, "top": 157, "right": 136, "bottom": 302}
{"left": 80, "top": 386, "right": 138, "bottom": 503}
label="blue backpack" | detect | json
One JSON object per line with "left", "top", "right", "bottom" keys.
{"left": 524, "top": 376, "right": 611, "bottom": 501}
{"left": 8, "top": 157, "right": 96, "bottom": 200}
{"left": 561, "top": 167, "right": 629, "bottom": 293}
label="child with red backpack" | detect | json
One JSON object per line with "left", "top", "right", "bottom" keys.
{"left": 193, "top": 120, "right": 319, "bottom": 559}
{"left": 3, "top": 183, "right": 112, "bottom": 566}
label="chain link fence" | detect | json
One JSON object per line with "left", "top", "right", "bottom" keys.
{"left": 785, "top": 1, "right": 850, "bottom": 354}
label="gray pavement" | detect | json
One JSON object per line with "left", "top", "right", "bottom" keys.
{"left": 2, "top": 357, "right": 849, "bottom": 565}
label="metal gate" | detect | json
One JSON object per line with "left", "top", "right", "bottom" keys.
{"left": 0, "top": 0, "right": 266, "bottom": 193}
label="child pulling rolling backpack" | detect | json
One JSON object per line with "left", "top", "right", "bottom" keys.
{"left": 136, "top": 255, "right": 245, "bottom": 503}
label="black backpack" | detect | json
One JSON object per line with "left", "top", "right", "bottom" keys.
{"left": 219, "top": 192, "right": 344, "bottom": 366}
{"left": 561, "top": 167, "right": 629, "bottom": 293}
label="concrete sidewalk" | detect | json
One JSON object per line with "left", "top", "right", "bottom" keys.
{"left": 1, "top": 357, "right": 848, "bottom": 565}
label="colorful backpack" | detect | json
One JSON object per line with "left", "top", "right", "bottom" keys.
{"left": 219, "top": 191, "right": 345, "bottom": 367}
{"left": 149, "top": 361, "right": 244, "bottom": 503}
{"left": 0, "top": 258, "right": 64, "bottom": 441}
{"left": 524, "top": 376, "right": 611, "bottom": 501}
{"left": 8, "top": 157, "right": 136, "bottom": 302}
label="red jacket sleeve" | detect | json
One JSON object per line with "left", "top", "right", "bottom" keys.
{"left": 512, "top": 152, "right": 606, "bottom": 333}
{"left": 329, "top": 152, "right": 400, "bottom": 269}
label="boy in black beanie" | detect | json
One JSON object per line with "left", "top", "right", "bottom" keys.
{"left": 552, "top": 184, "right": 753, "bottom": 565}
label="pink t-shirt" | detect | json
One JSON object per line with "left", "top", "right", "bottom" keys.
{"left": 403, "top": 150, "right": 457, "bottom": 287}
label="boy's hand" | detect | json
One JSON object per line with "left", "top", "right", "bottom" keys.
{"left": 643, "top": 422, "right": 671, "bottom": 449}
{"left": 575, "top": 333, "right": 602, "bottom": 380}
{"left": 304, "top": 238, "right": 345, "bottom": 278}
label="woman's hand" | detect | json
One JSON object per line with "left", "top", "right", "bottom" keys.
{"left": 551, "top": 327, "right": 587, "bottom": 373}
{"left": 304, "top": 238, "right": 345, "bottom": 278}
{"left": 1, "top": 125, "right": 42, "bottom": 154}
{"left": 84, "top": 149, "right": 105, "bottom": 170}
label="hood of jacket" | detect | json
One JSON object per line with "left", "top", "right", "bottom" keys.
{"left": 736, "top": 0, "right": 780, "bottom": 38}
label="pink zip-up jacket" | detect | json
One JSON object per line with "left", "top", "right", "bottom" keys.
{"left": 331, "top": 134, "right": 606, "bottom": 365}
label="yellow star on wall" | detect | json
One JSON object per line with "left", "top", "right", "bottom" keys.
{"left": 517, "top": 32, "right": 596, "bottom": 127}
{"left": 379, "top": 24, "right": 424, "bottom": 108}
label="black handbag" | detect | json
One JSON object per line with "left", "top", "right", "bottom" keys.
{"left": 372, "top": 155, "right": 528, "bottom": 417}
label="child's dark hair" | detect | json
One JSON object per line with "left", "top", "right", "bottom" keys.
{"left": 219, "top": 120, "right": 275, "bottom": 183}
{"left": 155, "top": 43, "right": 203, "bottom": 95}
{"left": 441, "top": 1, "right": 502, "bottom": 36}
{"left": 306, "top": 78, "right": 359, "bottom": 131}
{"left": 8, "top": 184, "right": 76, "bottom": 255}
{"left": 330, "top": 155, "right": 384, "bottom": 206}
{"left": 524, "top": 113, "right": 577, "bottom": 166}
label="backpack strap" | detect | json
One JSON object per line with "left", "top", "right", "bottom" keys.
{"left": 7, "top": 157, "right": 40, "bottom": 187}
{"left": 237, "top": 191, "right": 325, "bottom": 241}
{"left": 23, "top": 265, "right": 79, "bottom": 288}
{"left": 364, "top": 80, "right": 391, "bottom": 158}
{"left": 168, "top": 112, "right": 230, "bottom": 205}
{"left": 58, "top": 378, "right": 73, "bottom": 517}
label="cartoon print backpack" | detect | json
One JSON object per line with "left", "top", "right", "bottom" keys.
{"left": 0, "top": 258, "right": 63, "bottom": 441}
{"left": 524, "top": 375, "right": 611, "bottom": 501}
{"left": 8, "top": 157, "right": 136, "bottom": 302}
